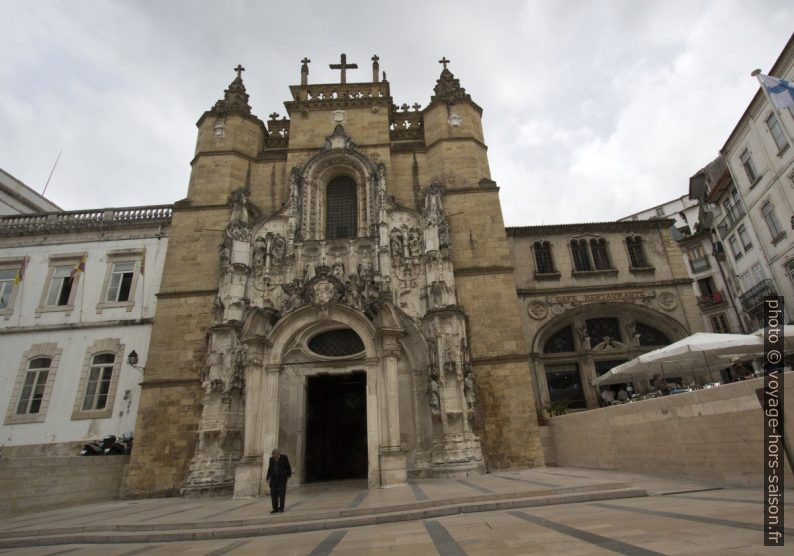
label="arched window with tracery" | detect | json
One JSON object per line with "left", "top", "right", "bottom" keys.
{"left": 625, "top": 235, "right": 648, "bottom": 268}
{"left": 590, "top": 238, "right": 612, "bottom": 270}
{"left": 533, "top": 241, "right": 556, "bottom": 274}
{"left": 325, "top": 176, "right": 357, "bottom": 239}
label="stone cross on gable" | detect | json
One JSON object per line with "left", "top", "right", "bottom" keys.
{"left": 301, "top": 57, "right": 311, "bottom": 72}
{"left": 330, "top": 53, "right": 358, "bottom": 84}
{"left": 234, "top": 64, "right": 245, "bottom": 78}
{"left": 269, "top": 112, "right": 279, "bottom": 120}
{"left": 438, "top": 57, "right": 450, "bottom": 70}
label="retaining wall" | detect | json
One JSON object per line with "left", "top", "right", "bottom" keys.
{"left": 548, "top": 374, "right": 794, "bottom": 488}
{"left": 0, "top": 456, "right": 129, "bottom": 516}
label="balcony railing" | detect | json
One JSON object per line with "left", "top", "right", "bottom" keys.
{"left": 0, "top": 205, "right": 172, "bottom": 235}
{"left": 716, "top": 204, "right": 747, "bottom": 240}
{"left": 689, "top": 257, "right": 711, "bottom": 273}
{"left": 739, "top": 279, "right": 777, "bottom": 312}
{"left": 697, "top": 290, "right": 727, "bottom": 309}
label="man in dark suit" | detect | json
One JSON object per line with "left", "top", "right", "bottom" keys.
{"left": 265, "top": 448, "right": 292, "bottom": 513}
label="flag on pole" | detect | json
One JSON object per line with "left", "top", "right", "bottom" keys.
{"left": 70, "top": 254, "right": 86, "bottom": 278}
{"left": 759, "top": 74, "right": 794, "bottom": 109}
{"left": 14, "top": 258, "right": 26, "bottom": 285}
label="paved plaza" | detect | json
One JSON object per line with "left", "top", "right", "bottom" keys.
{"left": 0, "top": 467, "right": 790, "bottom": 555}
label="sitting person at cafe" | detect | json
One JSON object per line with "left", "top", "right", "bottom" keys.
{"left": 600, "top": 387, "right": 616, "bottom": 405}
{"left": 617, "top": 388, "right": 629, "bottom": 402}
{"left": 729, "top": 356, "right": 753, "bottom": 381}
{"left": 652, "top": 373, "right": 671, "bottom": 395}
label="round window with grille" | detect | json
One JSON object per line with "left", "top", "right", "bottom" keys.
{"left": 308, "top": 329, "right": 365, "bottom": 357}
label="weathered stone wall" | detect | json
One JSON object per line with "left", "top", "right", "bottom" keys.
{"left": 548, "top": 375, "right": 794, "bottom": 487}
{"left": 0, "top": 456, "right": 129, "bottom": 516}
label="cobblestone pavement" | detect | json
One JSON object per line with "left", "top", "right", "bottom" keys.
{"left": 0, "top": 467, "right": 790, "bottom": 555}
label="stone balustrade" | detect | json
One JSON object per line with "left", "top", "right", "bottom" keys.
{"left": 0, "top": 205, "right": 172, "bottom": 235}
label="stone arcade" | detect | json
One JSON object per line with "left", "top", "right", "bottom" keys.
{"left": 125, "top": 56, "right": 544, "bottom": 497}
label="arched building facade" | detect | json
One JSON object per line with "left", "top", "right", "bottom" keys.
{"left": 507, "top": 221, "right": 704, "bottom": 413}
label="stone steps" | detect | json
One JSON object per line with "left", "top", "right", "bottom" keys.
{"left": 0, "top": 484, "right": 646, "bottom": 548}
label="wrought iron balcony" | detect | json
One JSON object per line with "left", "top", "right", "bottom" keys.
{"left": 697, "top": 290, "right": 727, "bottom": 309}
{"left": 716, "top": 204, "right": 746, "bottom": 240}
{"left": 739, "top": 279, "right": 777, "bottom": 313}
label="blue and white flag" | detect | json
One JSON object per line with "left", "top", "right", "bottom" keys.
{"left": 760, "top": 74, "right": 794, "bottom": 109}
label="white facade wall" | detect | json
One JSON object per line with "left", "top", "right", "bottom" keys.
{"left": 711, "top": 41, "right": 794, "bottom": 328}
{"left": 0, "top": 225, "right": 169, "bottom": 450}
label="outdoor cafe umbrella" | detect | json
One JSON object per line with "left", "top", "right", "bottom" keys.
{"left": 751, "top": 325, "right": 794, "bottom": 353}
{"left": 592, "top": 332, "right": 762, "bottom": 387}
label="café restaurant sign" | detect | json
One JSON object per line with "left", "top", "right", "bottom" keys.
{"left": 527, "top": 289, "right": 675, "bottom": 320}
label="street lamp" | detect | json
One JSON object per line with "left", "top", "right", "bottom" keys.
{"left": 127, "top": 350, "right": 145, "bottom": 373}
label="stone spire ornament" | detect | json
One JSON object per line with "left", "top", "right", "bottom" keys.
{"left": 371, "top": 54, "right": 380, "bottom": 82}
{"left": 430, "top": 57, "right": 472, "bottom": 105}
{"left": 210, "top": 64, "right": 253, "bottom": 117}
{"left": 300, "top": 57, "right": 311, "bottom": 87}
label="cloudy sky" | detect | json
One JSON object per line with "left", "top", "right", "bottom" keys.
{"left": 1, "top": 1, "right": 791, "bottom": 226}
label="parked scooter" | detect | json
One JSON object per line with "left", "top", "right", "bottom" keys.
{"left": 80, "top": 434, "right": 117, "bottom": 456}
{"left": 104, "top": 433, "right": 133, "bottom": 455}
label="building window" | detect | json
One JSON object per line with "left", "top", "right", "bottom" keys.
{"left": 710, "top": 313, "right": 730, "bottom": 333}
{"left": 761, "top": 201, "right": 784, "bottom": 240}
{"left": 625, "top": 236, "right": 648, "bottom": 268}
{"left": 545, "top": 363, "right": 586, "bottom": 410}
{"left": 590, "top": 239, "right": 612, "bottom": 270}
{"left": 737, "top": 224, "right": 753, "bottom": 251}
{"left": 687, "top": 245, "right": 710, "bottom": 273}
{"left": 655, "top": 207, "right": 665, "bottom": 217}
{"left": 38, "top": 254, "right": 84, "bottom": 314}
{"left": 586, "top": 317, "right": 622, "bottom": 348}
{"left": 82, "top": 354, "right": 115, "bottom": 410}
{"left": 543, "top": 326, "right": 576, "bottom": 353}
{"left": 46, "top": 266, "right": 75, "bottom": 306}
{"left": 97, "top": 251, "right": 143, "bottom": 312}
{"left": 325, "top": 176, "right": 357, "bottom": 240}
{"left": 0, "top": 258, "right": 24, "bottom": 315}
{"left": 71, "top": 338, "right": 124, "bottom": 420}
{"left": 570, "top": 239, "right": 591, "bottom": 271}
{"left": 739, "top": 148, "right": 759, "bottom": 184}
{"left": 728, "top": 235, "right": 742, "bottom": 259}
{"left": 4, "top": 343, "right": 61, "bottom": 425}
{"left": 533, "top": 241, "right": 556, "bottom": 274}
{"left": 766, "top": 113, "right": 789, "bottom": 153}
{"left": 635, "top": 322, "right": 671, "bottom": 347}
{"left": 16, "top": 357, "right": 51, "bottom": 415}
{"left": 107, "top": 262, "right": 134, "bottom": 302}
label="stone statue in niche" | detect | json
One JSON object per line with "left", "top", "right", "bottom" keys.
{"left": 576, "top": 324, "right": 590, "bottom": 348}
{"left": 463, "top": 366, "right": 476, "bottom": 411}
{"left": 253, "top": 236, "right": 266, "bottom": 270}
{"left": 332, "top": 258, "right": 345, "bottom": 281}
{"left": 429, "top": 377, "right": 441, "bottom": 413}
{"left": 281, "top": 279, "right": 304, "bottom": 314}
{"left": 407, "top": 228, "right": 422, "bottom": 257}
{"left": 358, "top": 253, "right": 373, "bottom": 282}
{"left": 226, "top": 189, "right": 252, "bottom": 241}
{"left": 437, "top": 220, "right": 450, "bottom": 249}
{"left": 390, "top": 228, "right": 404, "bottom": 262}
{"left": 219, "top": 237, "right": 232, "bottom": 272}
{"left": 429, "top": 281, "right": 446, "bottom": 308}
{"left": 345, "top": 276, "right": 366, "bottom": 311}
{"left": 211, "top": 296, "right": 225, "bottom": 324}
{"left": 229, "top": 189, "right": 250, "bottom": 226}
{"left": 271, "top": 234, "right": 286, "bottom": 263}
{"left": 424, "top": 184, "right": 444, "bottom": 224}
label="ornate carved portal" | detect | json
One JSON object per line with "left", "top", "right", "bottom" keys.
{"left": 182, "top": 125, "right": 482, "bottom": 498}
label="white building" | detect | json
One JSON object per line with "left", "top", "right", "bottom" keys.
{"left": 0, "top": 168, "right": 61, "bottom": 215}
{"left": 707, "top": 35, "right": 794, "bottom": 329}
{"left": 0, "top": 205, "right": 170, "bottom": 454}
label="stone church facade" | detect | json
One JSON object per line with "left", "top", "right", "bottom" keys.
{"left": 125, "top": 57, "right": 544, "bottom": 497}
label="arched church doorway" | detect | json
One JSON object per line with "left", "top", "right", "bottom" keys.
{"left": 304, "top": 370, "right": 368, "bottom": 482}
